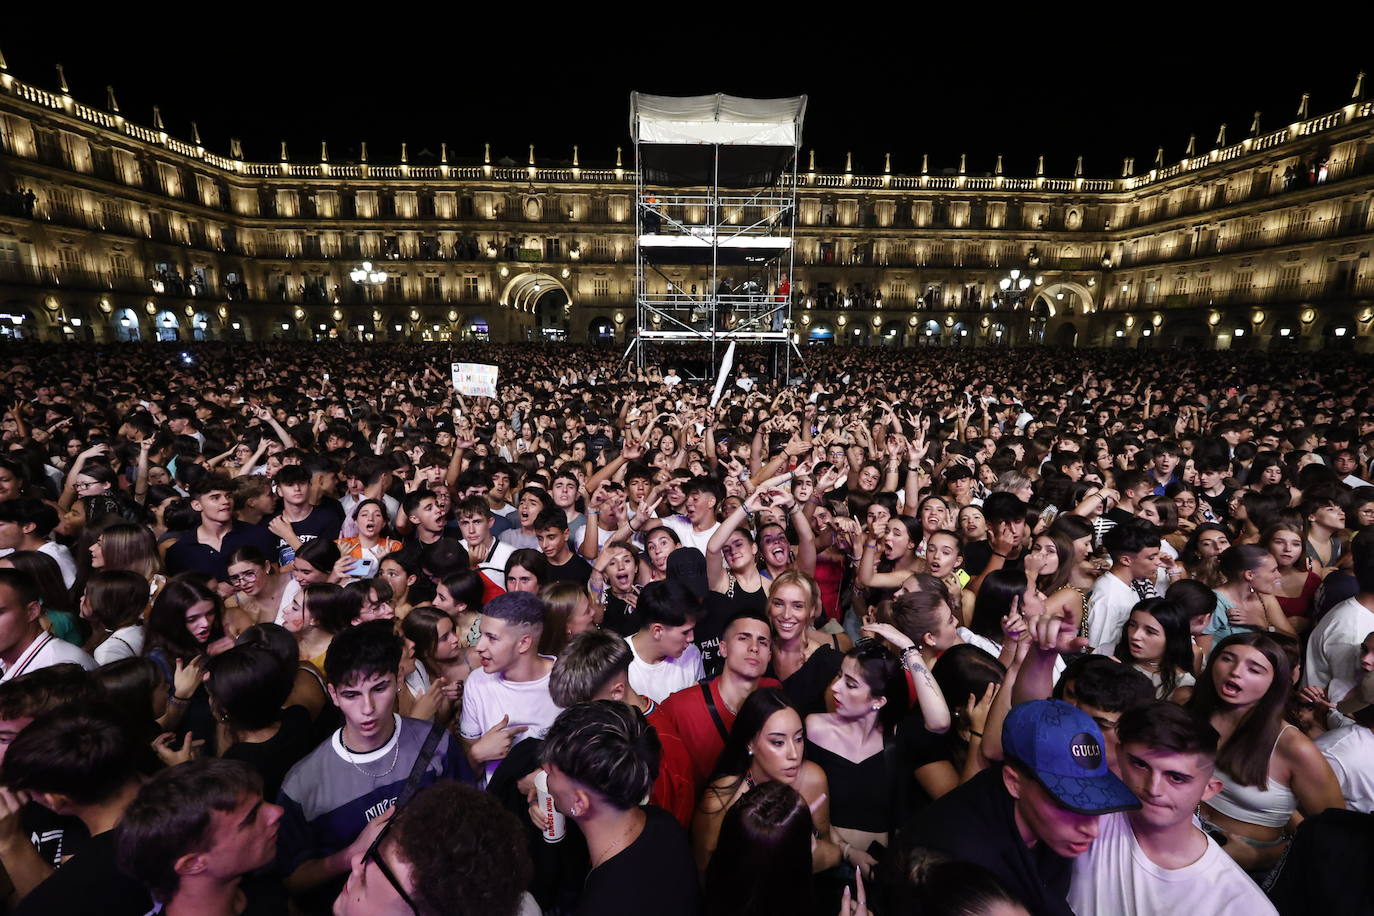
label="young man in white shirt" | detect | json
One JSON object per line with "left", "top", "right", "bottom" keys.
{"left": 1305, "top": 538, "right": 1374, "bottom": 699}
{"left": 0, "top": 569, "right": 96, "bottom": 682}
{"left": 0, "top": 500, "right": 77, "bottom": 589}
{"left": 1086, "top": 520, "right": 1163, "bottom": 652}
{"left": 455, "top": 496, "right": 512, "bottom": 592}
{"left": 646, "top": 476, "right": 721, "bottom": 555}
{"left": 460, "top": 592, "right": 561, "bottom": 784}
{"left": 1315, "top": 630, "right": 1374, "bottom": 814}
{"left": 625, "top": 579, "right": 705, "bottom": 704}
{"left": 1070, "top": 700, "right": 1277, "bottom": 915}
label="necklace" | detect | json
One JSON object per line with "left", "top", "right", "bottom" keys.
{"left": 340, "top": 721, "right": 402, "bottom": 779}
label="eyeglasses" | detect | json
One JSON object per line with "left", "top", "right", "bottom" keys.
{"left": 74, "top": 481, "right": 100, "bottom": 491}
{"left": 362, "top": 814, "right": 418, "bottom": 913}
{"left": 227, "top": 570, "right": 260, "bottom": 585}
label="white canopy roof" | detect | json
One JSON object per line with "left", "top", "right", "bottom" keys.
{"left": 631, "top": 93, "right": 806, "bottom": 147}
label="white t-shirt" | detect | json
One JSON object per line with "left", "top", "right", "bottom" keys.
{"left": 38, "top": 541, "right": 77, "bottom": 589}
{"left": 93, "top": 624, "right": 145, "bottom": 666}
{"left": 1316, "top": 724, "right": 1374, "bottom": 814}
{"left": 625, "top": 635, "right": 705, "bottom": 704}
{"left": 459, "top": 657, "right": 562, "bottom": 783}
{"left": 0, "top": 542, "right": 77, "bottom": 589}
{"left": 662, "top": 515, "right": 719, "bottom": 555}
{"left": 0, "top": 632, "right": 97, "bottom": 682}
{"left": 1069, "top": 810, "right": 1278, "bottom": 916}
{"left": 473, "top": 539, "right": 515, "bottom": 584}
{"left": 1087, "top": 572, "right": 1141, "bottom": 652}
{"left": 1304, "top": 596, "right": 1374, "bottom": 699}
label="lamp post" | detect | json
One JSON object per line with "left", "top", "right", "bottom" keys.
{"left": 349, "top": 262, "right": 389, "bottom": 338}
{"left": 994, "top": 268, "right": 1033, "bottom": 310}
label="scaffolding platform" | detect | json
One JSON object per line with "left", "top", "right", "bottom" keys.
{"left": 627, "top": 92, "right": 806, "bottom": 379}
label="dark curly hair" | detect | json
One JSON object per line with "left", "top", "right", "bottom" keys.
{"left": 388, "top": 781, "right": 533, "bottom": 916}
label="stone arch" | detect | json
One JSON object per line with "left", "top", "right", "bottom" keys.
{"left": 499, "top": 271, "right": 573, "bottom": 315}
{"left": 1035, "top": 280, "right": 1095, "bottom": 318}
{"left": 588, "top": 316, "right": 616, "bottom": 344}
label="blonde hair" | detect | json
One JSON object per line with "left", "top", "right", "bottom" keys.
{"left": 768, "top": 570, "right": 821, "bottom": 623}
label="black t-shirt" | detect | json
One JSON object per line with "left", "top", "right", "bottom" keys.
{"left": 904, "top": 767, "right": 1074, "bottom": 916}
{"left": 767, "top": 642, "right": 845, "bottom": 718}
{"left": 15, "top": 830, "right": 151, "bottom": 916}
{"left": 19, "top": 802, "right": 88, "bottom": 866}
{"left": 546, "top": 553, "right": 593, "bottom": 586}
{"left": 896, "top": 708, "right": 964, "bottom": 810}
{"left": 1268, "top": 808, "right": 1374, "bottom": 916}
{"left": 1199, "top": 487, "right": 1233, "bottom": 522}
{"left": 962, "top": 540, "right": 1025, "bottom": 578}
{"left": 222, "top": 705, "right": 319, "bottom": 800}
{"left": 1104, "top": 506, "right": 1138, "bottom": 528}
{"left": 602, "top": 593, "right": 641, "bottom": 638}
{"left": 577, "top": 806, "right": 698, "bottom": 916}
{"left": 273, "top": 500, "right": 346, "bottom": 566}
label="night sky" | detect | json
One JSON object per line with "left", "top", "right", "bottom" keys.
{"left": 4, "top": 16, "right": 1371, "bottom": 179}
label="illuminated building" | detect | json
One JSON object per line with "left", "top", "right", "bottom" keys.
{"left": 0, "top": 56, "right": 1370, "bottom": 349}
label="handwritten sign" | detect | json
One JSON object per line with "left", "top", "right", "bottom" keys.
{"left": 451, "top": 362, "right": 498, "bottom": 398}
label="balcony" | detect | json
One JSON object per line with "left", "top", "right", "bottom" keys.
{"left": 1112, "top": 275, "right": 1374, "bottom": 312}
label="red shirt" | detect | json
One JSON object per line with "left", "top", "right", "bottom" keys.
{"left": 647, "top": 675, "right": 781, "bottom": 827}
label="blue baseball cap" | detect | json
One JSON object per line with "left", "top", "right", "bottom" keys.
{"left": 1002, "top": 700, "right": 1140, "bottom": 816}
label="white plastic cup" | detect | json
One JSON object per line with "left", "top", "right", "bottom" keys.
{"left": 534, "top": 770, "right": 566, "bottom": 843}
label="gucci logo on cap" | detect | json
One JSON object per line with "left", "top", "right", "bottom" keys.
{"left": 1069, "top": 732, "right": 1102, "bottom": 770}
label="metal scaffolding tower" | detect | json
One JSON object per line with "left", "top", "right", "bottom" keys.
{"left": 626, "top": 93, "right": 806, "bottom": 380}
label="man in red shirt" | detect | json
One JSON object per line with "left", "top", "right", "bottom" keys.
{"left": 648, "top": 609, "right": 777, "bottom": 826}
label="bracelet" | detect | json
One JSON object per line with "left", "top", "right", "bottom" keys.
{"left": 969, "top": 729, "right": 984, "bottom": 739}
{"left": 169, "top": 694, "right": 191, "bottom": 705}
{"left": 840, "top": 841, "right": 851, "bottom": 861}
{"left": 991, "top": 550, "right": 1010, "bottom": 559}
{"left": 900, "top": 646, "right": 923, "bottom": 667}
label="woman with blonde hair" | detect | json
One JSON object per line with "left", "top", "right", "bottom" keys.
{"left": 764, "top": 570, "right": 851, "bottom": 716}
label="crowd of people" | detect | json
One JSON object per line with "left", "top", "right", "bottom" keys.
{"left": 0, "top": 339, "right": 1371, "bottom": 916}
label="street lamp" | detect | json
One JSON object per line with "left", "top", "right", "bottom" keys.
{"left": 994, "top": 268, "right": 1033, "bottom": 310}
{"left": 349, "top": 261, "right": 388, "bottom": 308}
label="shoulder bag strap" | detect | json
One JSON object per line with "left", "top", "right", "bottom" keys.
{"left": 699, "top": 680, "right": 729, "bottom": 743}
{"left": 396, "top": 722, "right": 446, "bottom": 808}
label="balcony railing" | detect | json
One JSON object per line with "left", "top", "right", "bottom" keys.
{"left": 1112, "top": 276, "right": 1374, "bottom": 311}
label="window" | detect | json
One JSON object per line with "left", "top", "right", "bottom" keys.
{"left": 101, "top": 198, "right": 125, "bottom": 231}
{"left": 424, "top": 276, "right": 443, "bottom": 300}
{"left": 463, "top": 276, "right": 479, "bottom": 300}
{"left": 0, "top": 240, "right": 23, "bottom": 265}
{"left": 889, "top": 241, "right": 910, "bottom": 265}
{"left": 545, "top": 237, "right": 561, "bottom": 259}
{"left": 110, "top": 253, "right": 133, "bottom": 277}
{"left": 1242, "top": 218, "right": 1262, "bottom": 242}
{"left": 889, "top": 278, "right": 908, "bottom": 302}
{"left": 387, "top": 275, "right": 404, "bottom": 299}
{"left": 593, "top": 278, "right": 610, "bottom": 298}
{"left": 592, "top": 237, "right": 610, "bottom": 261}
{"left": 57, "top": 248, "right": 82, "bottom": 272}
{"left": 1278, "top": 266, "right": 1301, "bottom": 290}
{"left": 1234, "top": 270, "right": 1254, "bottom": 291}
{"left": 1172, "top": 276, "right": 1189, "bottom": 296}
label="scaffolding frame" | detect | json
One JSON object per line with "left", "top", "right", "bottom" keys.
{"left": 625, "top": 94, "right": 805, "bottom": 381}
